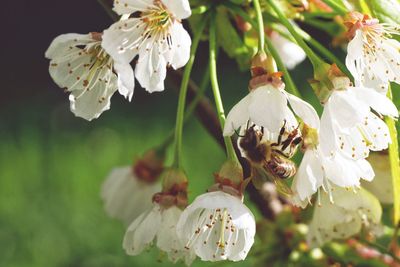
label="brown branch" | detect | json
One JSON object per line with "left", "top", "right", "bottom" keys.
{"left": 168, "top": 70, "right": 280, "bottom": 220}
{"left": 97, "top": 0, "right": 278, "bottom": 220}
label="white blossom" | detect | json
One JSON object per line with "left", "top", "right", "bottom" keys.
{"left": 269, "top": 30, "right": 306, "bottom": 70}
{"left": 45, "top": 33, "right": 134, "bottom": 121}
{"left": 319, "top": 76, "right": 398, "bottom": 160}
{"left": 345, "top": 12, "right": 400, "bottom": 92}
{"left": 307, "top": 187, "right": 382, "bottom": 248}
{"left": 101, "top": 166, "right": 161, "bottom": 225}
{"left": 176, "top": 191, "right": 255, "bottom": 262}
{"left": 102, "top": 0, "right": 191, "bottom": 93}
{"left": 123, "top": 204, "right": 195, "bottom": 265}
{"left": 224, "top": 79, "right": 320, "bottom": 136}
{"left": 292, "top": 122, "right": 375, "bottom": 206}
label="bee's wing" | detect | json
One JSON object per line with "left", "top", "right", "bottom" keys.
{"left": 253, "top": 164, "right": 293, "bottom": 198}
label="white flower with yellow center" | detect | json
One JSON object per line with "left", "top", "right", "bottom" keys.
{"left": 307, "top": 187, "right": 382, "bottom": 248}
{"left": 176, "top": 191, "right": 255, "bottom": 262}
{"left": 345, "top": 11, "right": 400, "bottom": 92}
{"left": 319, "top": 76, "right": 398, "bottom": 160}
{"left": 123, "top": 204, "right": 195, "bottom": 265}
{"left": 101, "top": 166, "right": 161, "bottom": 225}
{"left": 45, "top": 32, "right": 134, "bottom": 121}
{"left": 102, "top": 0, "right": 191, "bottom": 93}
{"left": 224, "top": 74, "right": 320, "bottom": 136}
{"left": 292, "top": 124, "right": 375, "bottom": 207}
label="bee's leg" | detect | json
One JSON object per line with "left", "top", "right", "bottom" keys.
{"left": 287, "top": 136, "right": 303, "bottom": 155}
{"left": 271, "top": 120, "right": 287, "bottom": 147}
{"left": 274, "top": 149, "right": 289, "bottom": 158}
{"left": 234, "top": 126, "right": 245, "bottom": 138}
{"left": 261, "top": 126, "right": 264, "bottom": 135}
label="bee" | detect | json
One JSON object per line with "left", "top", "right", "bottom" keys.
{"left": 238, "top": 122, "right": 302, "bottom": 195}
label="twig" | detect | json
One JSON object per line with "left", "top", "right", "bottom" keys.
{"left": 97, "top": 0, "right": 278, "bottom": 220}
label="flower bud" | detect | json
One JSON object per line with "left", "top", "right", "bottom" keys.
{"left": 216, "top": 160, "right": 244, "bottom": 186}
{"left": 133, "top": 149, "right": 165, "bottom": 183}
{"left": 154, "top": 168, "right": 189, "bottom": 209}
{"left": 309, "top": 63, "right": 344, "bottom": 104}
{"left": 250, "top": 51, "right": 276, "bottom": 77}
{"left": 235, "top": 15, "right": 252, "bottom": 33}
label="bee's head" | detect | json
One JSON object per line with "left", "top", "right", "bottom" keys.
{"left": 239, "top": 126, "right": 263, "bottom": 151}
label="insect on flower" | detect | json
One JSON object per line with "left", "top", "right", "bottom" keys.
{"left": 238, "top": 121, "right": 302, "bottom": 196}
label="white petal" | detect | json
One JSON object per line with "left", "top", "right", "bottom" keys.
{"left": 345, "top": 29, "right": 365, "bottom": 82}
{"left": 377, "top": 39, "right": 400, "bottom": 83}
{"left": 45, "top": 33, "right": 92, "bottom": 59}
{"left": 352, "top": 86, "right": 398, "bottom": 117}
{"left": 168, "top": 22, "right": 192, "bottom": 70}
{"left": 333, "top": 187, "right": 381, "bottom": 222}
{"left": 292, "top": 149, "right": 324, "bottom": 201}
{"left": 307, "top": 187, "right": 382, "bottom": 248}
{"left": 123, "top": 205, "right": 162, "bottom": 255}
{"left": 176, "top": 191, "right": 255, "bottom": 262}
{"left": 68, "top": 71, "right": 118, "bottom": 121}
{"left": 336, "top": 128, "right": 370, "bottom": 160}
{"left": 322, "top": 154, "right": 360, "bottom": 187}
{"left": 248, "top": 85, "right": 287, "bottom": 134}
{"left": 102, "top": 19, "right": 144, "bottom": 64}
{"left": 327, "top": 90, "right": 369, "bottom": 130}
{"left": 224, "top": 94, "right": 251, "bottom": 136}
{"left": 100, "top": 166, "right": 161, "bottom": 225}
{"left": 135, "top": 45, "right": 167, "bottom": 92}
{"left": 270, "top": 31, "right": 305, "bottom": 70}
{"left": 358, "top": 68, "right": 389, "bottom": 94}
{"left": 114, "top": 62, "right": 135, "bottom": 101}
{"left": 286, "top": 93, "right": 320, "bottom": 129}
{"left": 113, "top": 0, "right": 155, "bottom": 15}
{"left": 319, "top": 104, "right": 339, "bottom": 156}
{"left": 361, "top": 113, "right": 392, "bottom": 152}
{"left": 354, "top": 158, "right": 375, "bottom": 182}
{"left": 162, "top": 0, "right": 191, "bottom": 19}
{"left": 156, "top": 207, "right": 195, "bottom": 265}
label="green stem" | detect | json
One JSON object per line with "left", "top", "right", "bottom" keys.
{"left": 226, "top": 3, "right": 300, "bottom": 97}
{"left": 209, "top": 12, "right": 238, "bottom": 162}
{"left": 173, "top": 16, "right": 209, "bottom": 169}
{"left": 192, "top": 5, "right": 209, "bottom": 15}
{"left": 385, "top": 86, "right": 400, "bottom": 226}
{"left": 264, "top": 36, "right": 301, "bottom": 97}
{"left": 156, "top": 66, "right": 211, "bottom": 154}
{"left": 253, "top": 0, "right": 265, "bottom": 52}
{"left": 267, "top": 0, "right": 324, "bottom": 69}
{"left": 293, "top": 26, "right": 351, "bottom": 78}
{"left": 323, "top": 0, "right": 348, "bottom": 15}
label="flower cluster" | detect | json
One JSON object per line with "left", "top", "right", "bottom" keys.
{"left": 46, "top": 0, "right": 400, "bottom": 265}
{"left": 223, "top": 10, "right": 399, "bottom": 249}
{"left": 46, "top": 0, "right": 191, "bottom": 120}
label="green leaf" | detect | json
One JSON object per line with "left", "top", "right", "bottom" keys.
{"left": 366, "top": 0, "right": 400, "bottom": 25}
{"left": 385, "top": 86, "right": 400, "bottom": 226}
